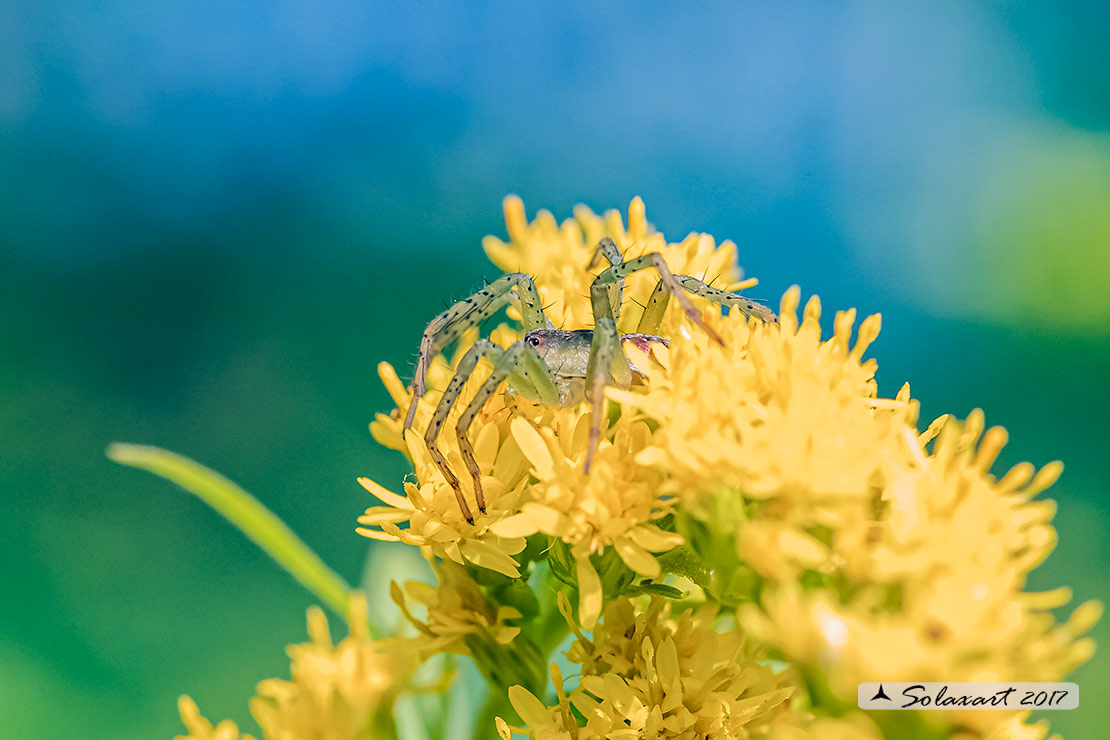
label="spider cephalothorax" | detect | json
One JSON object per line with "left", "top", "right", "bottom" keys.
{"left": 403, "top": 237, "right": 775, "bottom": 523}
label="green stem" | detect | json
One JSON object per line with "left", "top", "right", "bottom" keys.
{"left": 107, "top": 442, "right": 353, "bottom": 622}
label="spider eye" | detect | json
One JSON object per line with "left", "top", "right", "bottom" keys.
{"left": 526, "top": 336, "right": 541, "bottom": 347}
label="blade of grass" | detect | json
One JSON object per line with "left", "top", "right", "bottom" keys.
{"left": 107, "top": 442, "right": 352, "bottom": 622}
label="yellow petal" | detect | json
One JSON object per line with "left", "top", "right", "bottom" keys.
{"left": 378, "top": 361, "right": 410, "bottom": 410}
{"left": 655, "top": 636, "right": 680, "bottom": 684}
{"left": 357, "top": 477, "right": 414, "bottom": 511}
{"left": 489, "top": 513, "right": 540, "bottom": 538}
{"left": 508, "top": 685, "right": 550, "bottom": 728}
{"left": 473, "top": 422, "right": 501, "bottom": 469}
{"left": 510, "top": 418, "right": 555, "bottom": 478}
{"left": 778, "top": 529, "right": 829, "bottom": 567}
{"left": 1023, "top": 587, "right": 1072, "bottom": 609}
{"left": 615, "top": 538, "right": 661, "bottom": 577}
{"left": 577, "top": 557, "right": 603, "bottom": 629}
{"left": 482, "top": 236, "right": 516, "bottom": 272}
{"left": 628, "top": 524, "right": 684, "bottom": 552}
{"left": 459, "top": 539, "right": 522, "bottom": 578}
{"left": 355, "top": 527, "right": 401, "bottom": 542}
{"left": 1067, "top": 600, "right": 1103, "bottom": 636}
{"left": 521, "top": 503, "right": 565, "bottom": 535}
{"left": 357, "top": 506, "right": 412, "bottom": 525}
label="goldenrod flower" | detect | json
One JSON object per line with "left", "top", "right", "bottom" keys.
{"left": 175, "top": 696, "right": 257, "bottom": 740}
{"left": 136, "top": 194, "right": 1094, "bottom": 740}
{"left": 173, "top": 595, "right": 415, "bottom": 740}
{"left": 504, "top": 597, "right": 798, "bottom": 739}
{"left": 358, "top": 199, "right": 729, "bottom": 624}
{"left": 351, "top": 197, "right": 1094, "bottom": 740}
{"left": 250, "top": 593, "right": 413, "bottom": 740}
{"left": 392, "top": 559, "right": 522, "bottom": 655}
{"left": 482, "top": 195, "right": 754, "bottom": 332}
{"left": 612, "top": 288, "right": 888, "bottom": 511}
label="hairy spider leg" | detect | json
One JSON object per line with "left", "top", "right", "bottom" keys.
{"left": 424, "top": 339, "right": 502, "bottom": 524}
{"left": 636, "top": 275, "right": 778, "bottom": 334}
{"left": 453, "top": 340, "right": 555, "bottom": 521}
{"left": 589, "top": 251, "right": 726, "bottom": 346}
{"left": 584, "top": 317, "right": 629, "bottom": 473}
{"left": 587, "top": 236, "right": 626, "bottom": 323}
{"left": 405, "top": 273, "right": 550, "bottom": 431}
{"left": 424, "top": 337, "right": 558, "bottom": 523}
{"left": 583, "top": 249, "right": 737, "bottom": 471}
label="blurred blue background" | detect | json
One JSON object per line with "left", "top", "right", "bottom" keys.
{"left": 1, "top": 2, "right": 1107, "bottom": 737}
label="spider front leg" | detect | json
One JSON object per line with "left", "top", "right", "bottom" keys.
{"left": 425, "top": 338, "right": 557, "bottom": 523}
{"left": 590, "top": 251, "right": 726, "bottom": 346}
{"left": 587, "top": 236, "right": 625, "bottom": 323}
{"left": 405, "top": 273, "right": 550, "bottom": 431}
{"left": 584, "top": 316, "right": 631, "bottom": 473}
{"left": 636, "top": 275, "right": 777, "bottom": 333}
{"left": 583, "top": 246, "right": 762, "bottom": 471}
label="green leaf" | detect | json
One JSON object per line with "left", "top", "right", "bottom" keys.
{"left": 623, "top": 581, "right": 687, "bottom": 599}
{"left": 107, "top": 443, "right": 353, "bottom": 623}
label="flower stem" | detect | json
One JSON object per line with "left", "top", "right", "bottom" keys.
{"left": 107, "top": 442, "right": 352, "bottom": 622}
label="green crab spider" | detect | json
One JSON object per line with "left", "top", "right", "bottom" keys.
{"left": 403, "top": 237, "right": 776, "bottom": 524}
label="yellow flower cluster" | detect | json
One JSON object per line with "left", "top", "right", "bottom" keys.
{"left": 502, "top": 598, "right": 797, "bottom": 740}
{"left": 392, "top": 559, "right": 522, "bottom": 656}
{"left": 620, "top": 284, "right": 1098, "bottom": 738}
{"left": 353, "top": 197, "right": 1095, "bottom": 740}
{"left": 176, "top": 594, "right": 413, "bottom": 740}
{"left": 358, "top": 197, "right": 739, "bottom": 625}
{"left": 482, "top": 195, "right": 752, "bottom": 330}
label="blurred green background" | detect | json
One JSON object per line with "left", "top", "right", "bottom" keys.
{"left": 1, "top": 2, "right": 1107, "bottom": 738}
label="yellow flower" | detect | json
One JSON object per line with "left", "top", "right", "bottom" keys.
{"left": 357, "top": 197, "right": 732, "bottom": 622}
{"left": 357, "top": 337, "right": 532, "bottom": 579}
{"left": 662, "top": 299, "right": 1102, "bottom": 737}
{"left": 391, "top": 559, "right": 522, "bottom": 655}
{"left": 612, "top": 289, "right": 890, "bottom": 511}
{"left": 482, "top": 195, "right": 754, "bottom": 333}
{"left": 175, "top": 696, "right": 257, "bottom": 740}
{"left": 249, "top": 593, "right": 414, "bottom": 740}
{"left": 355, "top": 196, "right": 1096, "bottom": 740}
{"left": 487, "top": 415, "right": 683, "bottom": 628}
{"left": 505, "top": 597, "right": 798, "bottom": 740}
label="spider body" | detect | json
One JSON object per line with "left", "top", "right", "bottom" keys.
{"left": 404, "top": 237, "right": 775, "bottom": 524}
{"left": 517, "top": 329, "right": 668, "bottom": 407}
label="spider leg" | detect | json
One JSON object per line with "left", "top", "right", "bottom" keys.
{"left": 405, "top": 273, "right": 550, "bottom": 431}
{"left": 636, "top": 279, "right": 670, "bottom": 335}
{"left": 584, "top": 316, "right": 629, "bottom": 473}
{"left": 587, "top": 236, "right": 625, "bottom": 323}
{"left": 590, "top": 251, "right": 725, "bottom": 345}
{"left": 675, "top": 275, "right": 778, "bottom": 324}
{"left": 635, "top": 275, "right": 777, "bottom": 334}
{"left": 424, "top": 339, "right": 502, "bottom": 524}
{"left": 455, "top": 340, "right": 540, "bottom": 518}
